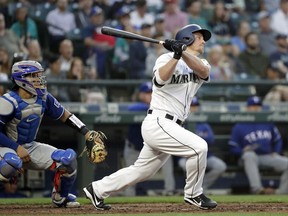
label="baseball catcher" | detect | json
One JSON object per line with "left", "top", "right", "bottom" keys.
{"left": 0, "top": 60, "right": 107, "bottom": 208}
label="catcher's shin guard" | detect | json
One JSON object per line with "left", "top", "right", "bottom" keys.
{"left": 52, "top": 173, "right": 79, "bottom": 208}
{"left": 0, "top": 153, "right": 22, "bottom": 181}
{"left": 52, "top": 168, "right": 79, "bottom": 207}
{"left": 51, "top": 149, "right": 77, "bottom": 198}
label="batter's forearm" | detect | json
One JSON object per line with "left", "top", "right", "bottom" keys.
{"left": 182, "top": 52, "right": 209, "bottom": 79}
{"left": 158, "top": 58, "right": 178, "bottom": 81}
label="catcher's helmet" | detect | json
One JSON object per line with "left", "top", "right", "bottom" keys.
{"left": 175, "top": 24, "right": 211, "bottom": 46}
{"left": 11, "top": 60, "right": 46, "bottom": 96}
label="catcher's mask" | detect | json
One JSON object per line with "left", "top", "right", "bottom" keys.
{"left": 11, "top": 60, "right": 47, "bottom": 96}
{"left": 175, "top": 24, "right": 211, "bottom": 46}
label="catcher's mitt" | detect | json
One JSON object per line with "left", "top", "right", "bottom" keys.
{"left": 79, "top": 130, "right": 107, "bottom": 164}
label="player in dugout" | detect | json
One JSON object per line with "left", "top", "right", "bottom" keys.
{"left": 229, "top": 96, "right": 288, "bottom": 195}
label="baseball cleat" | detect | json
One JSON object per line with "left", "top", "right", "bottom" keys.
{"left": 83, "top": 183, "right": 111, "bottom": 210}
{"left": 184, "top": 194, "right": 217, "bottom": 210}
{"left": 52, "top": 193, "right": 80, "bottom": 208}
{"left": 256, "top": 187, "right": 275, "bottom": 195}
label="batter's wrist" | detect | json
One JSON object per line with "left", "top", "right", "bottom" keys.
{"left": 173, "top": 52, "right": 182, "bottom": 59}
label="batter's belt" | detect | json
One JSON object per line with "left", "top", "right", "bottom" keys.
{"left": 147, "top": 109, "right": 183, "bottom": 126}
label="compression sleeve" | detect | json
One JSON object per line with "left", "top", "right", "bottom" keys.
{"left": 64, "top": 114, "right": 89, "bottom": 136}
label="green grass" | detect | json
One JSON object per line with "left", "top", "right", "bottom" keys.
{"left": 1, "top": 194, "right": 288, "bottom": 205}
{"left": 1, "top": 195, "right": 288, "bottom": 216}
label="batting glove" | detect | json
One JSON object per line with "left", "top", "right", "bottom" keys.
{"left": 172, "top": 41, "right": 185, "bottom": 60}
{"left": 163, "top": 39, "right": 175, "bottom": 52}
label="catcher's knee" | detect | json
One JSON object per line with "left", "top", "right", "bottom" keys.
{"left": 0, "top": 153, "right": 22, "bottom": 181}
{"left": 51, "top": 149, "right": 77, "bottom": 172}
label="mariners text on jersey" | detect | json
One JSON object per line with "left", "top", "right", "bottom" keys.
{"left": 170, "top": 72, "right": 200, "bottom": 84}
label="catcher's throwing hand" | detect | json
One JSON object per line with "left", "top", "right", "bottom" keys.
{"left": 80, "top": 130, "right": 108, "bottom": 164}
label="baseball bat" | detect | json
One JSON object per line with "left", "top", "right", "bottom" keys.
{"left": 101, "top": 26, "right": 187, "bottom": 51}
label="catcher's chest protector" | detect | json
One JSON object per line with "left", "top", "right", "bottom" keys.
{"left": 3, "top": 91, "right": 44, "bottom": 144}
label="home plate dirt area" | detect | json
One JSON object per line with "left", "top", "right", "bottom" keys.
{"left": 1, "top": 203, "right": 288, "bottom": 215}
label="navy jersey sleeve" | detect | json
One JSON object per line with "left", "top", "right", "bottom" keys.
{"left": 126, "top": 102, "right": 148, "bottom": 151}
{"left": 44, "top": 93, "right": 65, "bottom": 120}
{"left": 195, "top": 123, "right": 214, "bottom": 145}
{"left": 272, "top": 125, "right": 283, "bottom": 153}
{"left": 82, "top": 25, "right": 94, "bottom": 39}
{"left": 228, "top": 124, "right": 243, "bottom": 155}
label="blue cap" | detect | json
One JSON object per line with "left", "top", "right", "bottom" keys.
{"left": 247, "top": 96, "right": 262, "bottom": 106}
{"left": 139, "top": 82, "right": 152, "bottom": 93}
{"left": 89, "top": 6, "right": 103, "bottom": 17}
{"left": 116, "top": 6, "right": 130, "bottom": 17}
{"left": 276, "top": 33, "right": 287, "bottom": 39}
{"left": 191, "top": 96, "right": 200, "bottom": 106}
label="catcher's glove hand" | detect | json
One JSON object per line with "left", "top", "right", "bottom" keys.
{"left": 79, "top": 130, "right": 108, "bottom": 164}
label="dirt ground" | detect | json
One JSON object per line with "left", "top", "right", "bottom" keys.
{"left": 1, "top": 203, "right": 288, "bottom": 215}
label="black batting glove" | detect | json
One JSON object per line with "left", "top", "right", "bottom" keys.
{"left": 172, "top": 41, "right": 184, "bottom": 60}
{"left": 163, "top": 39, "right": 175, "bottom": 52}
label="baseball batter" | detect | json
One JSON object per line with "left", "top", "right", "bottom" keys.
{"left": 83, "top": 24, "right": 217, "bottom": 210}
{"left": 0, "top": 60, "right": 95, "bottom": 207}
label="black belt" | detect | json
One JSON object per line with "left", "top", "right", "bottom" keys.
{"left": 148, "top": 109, "right": 183, "bottom": 126}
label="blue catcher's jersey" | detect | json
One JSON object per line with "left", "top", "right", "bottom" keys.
{"left": 229, "top": 123, "right": 283, "bottom": 155}
{"left": 127, "top": 102, "right": 148, "bottom": 151}
{"left": 195, "top": 123, "right": 214, "bottom": 157}
{"left": 0, "top": 91, "right": 65, "bottom": 149}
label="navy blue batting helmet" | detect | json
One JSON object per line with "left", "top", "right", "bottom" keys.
{"left": 175, "top": 24, "right": 211, "bottom": 46}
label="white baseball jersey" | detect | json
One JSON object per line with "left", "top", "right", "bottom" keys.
{"left": 151, "top": 52, "right": 210, "bottom": 120}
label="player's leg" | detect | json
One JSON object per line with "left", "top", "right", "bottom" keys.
{"left": 259, "top": 154, "right": 288, "bottom": 194}
{"left": 142, "top": 117, "right": 207, "bottom": 197}
{"left": 83, "top": 144, "right": 170, "bottom": 210}
{"left": 161, "top": 156, "right": 176, "bottom": 195}
{"left": 50, "top": 148, "right": 79, "bottom": 207}
{"left": 141, "top": 116, "right": 216, "bottom": 209}
{"left": 23, "top": 142, "right": 79, "bottom": 207}
{"left": 94, "top": 144, "right": 170, "bottom": 197}
{"left": 0, "top": 148, "right": 22, "bottom": 182}
{"left": 242, "top": 151, "right": 263, "bottom": 193}
{"left": 203, "top": 156, "right": 227, "bottom": 191}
